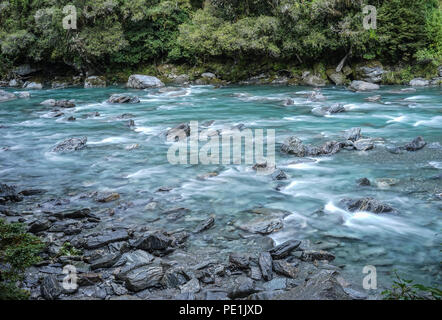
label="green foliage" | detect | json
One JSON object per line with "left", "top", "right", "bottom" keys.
{"left": 0, "top": 219, "right": 44, "bottom": 300}
{"left": 57, "top": 242, "right": 82, "bottom": 257}
{"left": 382, "top": 271, "right": 441, "bottom": 300}
{"left": 0, "top": 0, "right": 440, "bottom": 76}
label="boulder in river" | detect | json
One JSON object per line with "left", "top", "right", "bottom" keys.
{"left": 127, "top": 75, "right": 164, "bottom": 89}
{"left": 312, "top": 103, "right": 345, "bottom": 116}
{"left": 349, "top": 81, "right": 380, "bottom": 91}
{"left": 52, "top": 137, "right": 87, "bottom": 152}
{"left": 404, "top": 136, "right": 426, "bottom": 151}
{"left": 166, "top": 123, "right": 191, "bottom": 141}
{"left": 344, "top": 127, "right": 361, "bottom": 142}
{"left": 0, "top": 90, "right": 16, "bottom": 102}
{"left": 340, "top": 197, "right": 395, "bottom": 214}
{"left": 409, "top": 78, "right": 430, "bottom": 87}
{"left": 107, "top": 94, "right": 140, "bottom": 104}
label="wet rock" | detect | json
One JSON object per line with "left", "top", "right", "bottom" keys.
{"left": 281, "top": 136, "right": 343, "bottom": 157}
{"left": 340, "top": 197, "right": 395, "bottom": 214}
{"left": 344, "top": 127, "right": 361, "bottom": 142}
{"left": 90, "top": 253, "right": 121, "bottom": 270}
{"left": 193, "top": 216, "right": 215, "bottom": 233}
{"left": 107, "top": 94, "right": 140, "bottom": 104}
{"left": 95, "top": 192, "right": 120, "bottom": 203}
{"left": 258, "top": 252, "right": 273, "bottom": 281}
{"left": 133, "top": 231, "right": 174, "bottom": 256}
{"left": 163, "top": 207, "right": 190, "bottom": 221}
{"left": 404, "top": 136, "right": 426, "bottom": 151}
{"left": 52, "top": 137, "right": 87, "bottom": 152}
{"left": 308, "top": 90, "right": 326, "bottom": 101}
{"left": 41, "top": 275, "right": 62, "bottom": 300}
{"left": 179, "top": 278, "right": 200, "bottom": 294}
{"left": 357, "top": 178, "right": 371, "bottom": 186}
{"left": 229, "top": 253, "right": 250, "bottom": 270}
{"left": 161, "top": 267, "right": 191, "bottom": 288}
{"left": 249, "top": 266, "right": 262, "bottom": 281}
{"left": 28, "top": 219, "right": 51, "bottom": 233}
{"left": 0, "top": 184, "right": 23, "bottom": 204}
{"left": 49, "top": 100, "right": 75, "bottom": 109}
{"left": 351, "top": 139, "right": 374, "bottom": 151}
{"left": 84, "top": 230, "right": 129, "bottom": 249}
{"left": 409, "top": 78, "right": 429, "bottom": 87}
{"left": 376, "top": 178, "right": 399, "bottom": 189}
{"left": 271, "top": 169, "right": 288, "bottom": 181}
{"left": 312, "top": 104, "right": 345, "bottom": 116}
{"left": 115, "top": 250, "right": 155, "bottom": 280}
{"left": 238, "top": 217, "right": 283, "bottom": 235}
{"left": 228, "top": 277, "right": 259, "bottom": 299}
{"left": 349, "top": 81, "right": 379, "bottom": 91}
{"left": 124, "top": 265, "right": 164, "bottom": 292}
{"left": 84, "top": 76, "right": 106, "bottom": 88}
{"left": 166, "top": 123, "right": 190, "bottom": 141}
{"left": 77, "top": 273, "right": 102, "bottom": 286}
{"left": 52, "top": 208, "right": 95, "bottom": 220}
{"left": 301, "top": 250, "right": 335, "bottom": 262}
{"left": 273, "top": 270, "right": 350, "bottom": 300}
{"left": 269, "top": 240, "right": 302, "bottom": 259}
{"left": 127, "top": 75, "right": 164, "bottom": 89}
{"left": 0, "top": 89, "right": 16, "bottom": 102}
{"left": 263, "top": 278, "right": 288, "bottom": 291}
{"left": 272, "top": 260, "right": 298, "bottom": 278}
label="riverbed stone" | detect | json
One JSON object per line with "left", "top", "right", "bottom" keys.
{"left": 349, "top": 80, "right": 379, "bottom": 91}
{"left": 52, "top": 137, "right": 87, "bottom": 152}
{"left": 124, "top": 265, "right": 164, "bottom": 292}
{"left": 258, "top": 252, "right": 273, "bottom": 281}
{"left": 84, "top": 230, "right": 129, "bottom": 249}
{"left": 269, "top": 240, "right": 302, "bottom": 259}
{"left": 127, "top": 75, "right": 164, "bottom": 89}
{"left": 229, "top": 253, "right": 250, "bottom": 270}
{"left": 340, "top": 197, "right": 395, "bottom": 214}
{"left": 273, "top": 260, "right": 298, "bottom": 278}
{"left": 107, "top": 94, "right": 140, "bottom": 104}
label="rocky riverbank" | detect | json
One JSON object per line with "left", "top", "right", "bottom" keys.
{"left": 1, "top": 61, "right": 441, "bottom": 91}
{"left": 1, "top": 181, "right": 370, "bottom": 300}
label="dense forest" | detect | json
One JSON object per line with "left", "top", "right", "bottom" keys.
{"left": 0, "top": 0, "right": 441, "bottom": 81}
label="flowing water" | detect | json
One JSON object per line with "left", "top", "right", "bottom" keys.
{"left": 0, "top": 85, "right": 441, "bottom": 295}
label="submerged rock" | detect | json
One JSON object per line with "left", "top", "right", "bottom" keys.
{"left": 356, "top": 178, "right": 371, "bottom": 186}
{"left": 166, "top": 123, "right": 191, "bottom": 141}
{"left": 127, "top": 75, "right": 164, "bottom": 89}
{"left": 340, "top": 197, "right": 395, "bottom": 214}
{"left": 388, "top": 136, "right": 427, "bottom": 153}
{"left": 193, "top": 216, "right": 215, "bottom": 233}
{"left": 0, "top": 90, "right": 16, "bottom": 102}
{"left": 52, "top": 137, "right": 87, "bottom": 152}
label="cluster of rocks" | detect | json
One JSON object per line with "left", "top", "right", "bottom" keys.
{"left": 280, "top": 127, "right": 374, "bottom": 158}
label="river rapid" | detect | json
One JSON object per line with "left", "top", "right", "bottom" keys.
{"left": 0, "top": 84, "right": 441, "bottom": 296}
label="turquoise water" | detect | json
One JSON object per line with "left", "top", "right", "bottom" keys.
{"left": 0, "top": 85, "right": 441, "bottom": 294}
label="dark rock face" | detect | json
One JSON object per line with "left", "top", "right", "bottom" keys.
{"left": 228, "top": 277, "right": 259, "bottom": 299}
{"left": 90, "top": 253, "right": 121, "bottom": 270}
{"left": 133, "top": 231, "right": 175, "bottom": 256}
{"left": 273, "top": 270, "right": 351, "bottom": 300}
{"left": 341, "top": 197, "right": 395, "bottom": 214}
{"left": 166, "top": 123, "right": 191, "bottom": 141}
{"left": 107, "top": 94, "right": 140, "bottom": 104}
{"left": 301, "top": 250, "right": 335, "bottom": 262}
{"left": 269, "top": 240, "right": 301, "bottom": 259}
{"left": 124, "top": 265, "right": 164, "bottom": 292}
{"left": 404, "top": 136, "right": 426, "bottom": 151}
{"left": 357, "top": 178, "right": 371, "bottom": 186}
{"left": 0, "top": 184, "right": 23, "bottom": 204}
{"left": 84, "top": 230, "right": 129, "bottom": 249}
{"left": 229, "top": 253, "right": 250, "bottom": 270}
{"left": 258, "top": 252, "right": 273, "bottom": 281}
{"left": 271, "top": 169, "right": 288, "bottom": 181}
{"left": 41, "top": 275, "right": 62, "bottom": 300}
{"left": 273, "top": 260, "right": 298, "bottom": 278}
{"left": 345, "top": 127, "right": 362, "bottom": 142}
{"left": 52, "top": 137, "right": 87, "bottom": 152}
